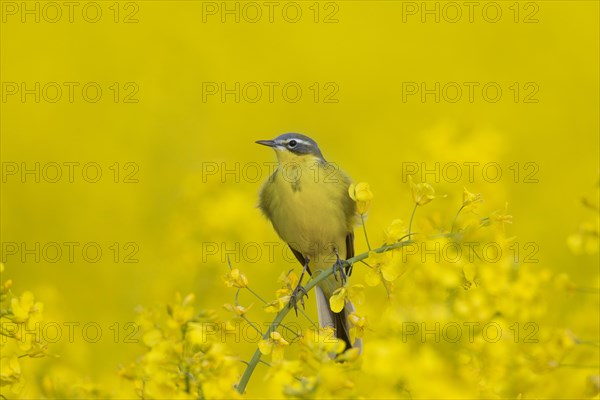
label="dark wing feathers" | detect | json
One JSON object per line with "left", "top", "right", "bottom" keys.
{"left": 345, "top": 231, "right": 355, "bottom": 276}
{"left": 289, "top": 246, "right": 312, "bottom": 275}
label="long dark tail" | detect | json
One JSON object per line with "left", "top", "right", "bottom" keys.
{"left": 315, "top": 286, "right": 363, "bottom": 352}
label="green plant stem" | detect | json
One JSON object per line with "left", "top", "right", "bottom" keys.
{"left": 235, "top": 302, "right": 290, "bottom": 394}
{"left": 246, "top": 281, "right": 318, "bottom": 328}
{"left": 235, "top": 239, "right": 415, "bottom": 394}
{"left": 246, "top": 286, "right": 268, "bottom": 304}
{"left": 450, "top": 205, "right": 465, "bottom": 234}
{"left": 360, "top": 214, "right": 371, "bottom": 251}
{"left": 407, "top": 204, "right": 418, "bottom": 239}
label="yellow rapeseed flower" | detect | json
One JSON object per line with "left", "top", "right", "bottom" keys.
{"left": 0, "top": 355, "right": 21, "bottom": 386}
{"left": 384, "top": 219, "right": 407, "bottom": 244}
{"left": 462, "top": 187, "right": 482, "bottom": 212}
{"left": 10, "top": 291, "right": 42, "bottom": 323}
{"left": 462, "top": 187, "right": 479, "bottom": 203}
{"left": 364, "top": 251, "right": 387, "bottom": 286}
{"left": 348, "top": 312, "right": 368, "bottom": 344}
{"left": 329, "top": 287, "right": 347, "bottom": 313}
{"left": 275, "top": 270, "right": 299, "bottom": 297}
{"left": 302, "top": 327, "right": 346, "bottom": 357}
{"left": 408, "top": 175, "right": 436, "bottom": 206}
{"left": 329, "top": 284, "right": 365, "bottom": 313}
{"left": 223, "top": 303, "right": 252, "bottom": 316}
{"left": 258, "top": 331, "right": 289, "bottom": 361}
{"left": 167, "top": 293, "right": 195, "bottom": 324}
{"left": 224, "top": 269, "right": 248, "bottom": 288}
{"left": 349, "top": 182, "right": 373, "bottom": 215}
{"left": 264, "top": 296, "right": 290, "bottom": 313}
{"left": 491, "top": 202, "right": 513, "bottom": 227}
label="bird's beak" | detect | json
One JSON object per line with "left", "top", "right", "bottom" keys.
{"left": 255, "top": 140, "right": 276, "bottom": 147}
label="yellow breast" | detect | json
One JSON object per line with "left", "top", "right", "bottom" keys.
{"left": 259, "top": 155, "right": 354, "bottom": 270}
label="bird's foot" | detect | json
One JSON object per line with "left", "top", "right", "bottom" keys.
{"left": 289, "top": 284, "right": 308, "bottom": 316}
{"left": 332, "top": 249, "right": 349, "bottom": 284}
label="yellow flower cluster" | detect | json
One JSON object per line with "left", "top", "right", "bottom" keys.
{"left": 11, "top": 177, "right": 593, "bottom": 399}
{"left": 119, "top": 293, "right": 241, "bottom": 399}
{"left": 0, "top": 263, "right": 47, "bottom": 396}
{"left": 194, "top": 179, "right": 596, "bottom": 399}
{"left": 258, "top": 327, "right": 361, "bottom": 398}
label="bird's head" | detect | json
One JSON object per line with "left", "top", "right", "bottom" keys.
{"left": 255, "top": 133, "right": 325, "bottom": 164}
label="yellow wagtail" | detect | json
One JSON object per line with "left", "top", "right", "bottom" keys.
{"left": 256, "top": 133, "right": 361, "bottom": 351}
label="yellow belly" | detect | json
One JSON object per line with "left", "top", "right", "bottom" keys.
{"left": 264, "top": 163, "right": 350, "bottom": 271}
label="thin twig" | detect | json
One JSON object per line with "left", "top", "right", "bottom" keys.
{"left": 361, "top": 214, "right": 371, "bottom": 251}
{"left": 407, "top": 204, "right": 418, "bottom": 239}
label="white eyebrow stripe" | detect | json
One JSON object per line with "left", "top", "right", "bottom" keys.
{"left": 290, "top": 139, "right": 310, "bottom": 145}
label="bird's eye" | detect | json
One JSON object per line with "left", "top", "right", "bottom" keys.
{"left": 288, "top": 140, "right": 297, "bottom": 148}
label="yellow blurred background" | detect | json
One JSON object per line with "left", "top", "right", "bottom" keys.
{"left": 1, "top": 1, "right": 598, "bottom": 398}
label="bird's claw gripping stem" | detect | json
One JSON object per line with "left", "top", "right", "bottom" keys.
{"left": 288, "top": 255, "right": 310, "bottom": 316}
{"left": 289, "top": 284, "right": 308, "bottom": 316}
{"left": 333, "top": 248, "right": 348, "bottom": 284}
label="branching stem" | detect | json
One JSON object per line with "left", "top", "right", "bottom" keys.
{"left": 235, "top": 239, "right": 415, "bottom": 394}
